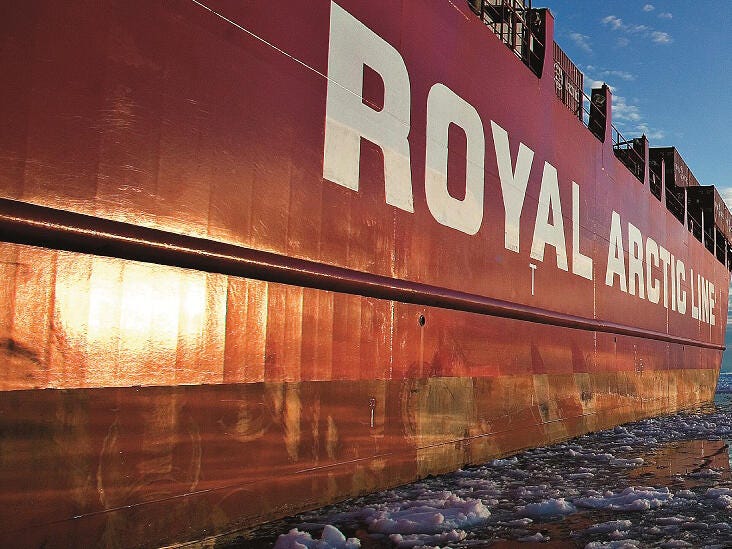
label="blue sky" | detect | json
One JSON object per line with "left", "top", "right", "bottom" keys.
{"left": 544, "top": 1, "right": 732, "bottom": 370}
{"left": 548, "top": 1, "right": 731, "bottom": 188}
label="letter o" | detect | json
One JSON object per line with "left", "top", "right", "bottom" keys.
{"left": 424, "top": 83, "right": 485, "bottom": 235}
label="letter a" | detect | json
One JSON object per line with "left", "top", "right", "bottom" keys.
{"left": 530, "top": 162, "right": 568, "bottom": 271}
{"left": 605, "top": 211, "right": 627, "bottom": 292}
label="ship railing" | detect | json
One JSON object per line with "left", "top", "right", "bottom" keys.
{"left": 723, "top": 238, "right": 732, "bottom": 270}
{"left": 665, "top": 188, "right": 685, "bottom": 224}
{"left": 648, "top": 170, "right": 662, "bottom": 201}
{"left": 580, "top": 89, "right": 591, "bottom": 127}
{"left": 688, "top": 215, "right": 703, "bottom": 242}
{"left": 666, "top": 188, "right": 689, "bottom": 227}
{"left": 715, "top": 228, "right": 728, "bottom": 264}
{"left": 612, "top": 127, "right": 644, "bottom": 183}
{"left": 553, "top": 42, "right": 582, "bottom": 120}
{"left": 704, "top": 227, "right": 716, "bottom": 255}
{"left": 579, "top": 88, "right": 595, "bottom": 127}
{"left": 666, "top": 190, "right": 727, "bottom": 264}
{"left": 654, "top": 183, "right": 730, "bottom": 267}
{"left": 468, "top": 0, "right": 544, "bottom": 77}
{"left": 469, "top": 1, "right": 731, "bottom": 268}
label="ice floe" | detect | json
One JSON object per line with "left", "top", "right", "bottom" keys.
{"left": 585, "top": 541, "right": 640, "bottom": 549}
{"left": 520, "top": 498, "right": 576, "bottom": 518}
{"left": 517, "top": 531, "right": 550, "bottom": 542}
{"left": 274, "top": 525, "right": 361, "bottom": 549}
{"left": 361, "top": 495, "right": 490, "bottom": 535}
{"left": 575, "top": 486, "right": 673, "bottom": 511}
{"left": 584, "top": 520, "right": 633, "bottom": 534}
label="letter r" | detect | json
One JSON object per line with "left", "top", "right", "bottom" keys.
{"left": 323, "top": 2, "right": 414, "bottom": 212}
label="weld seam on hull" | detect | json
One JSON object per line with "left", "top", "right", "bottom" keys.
{"left": 0, "top": 197, "right": 723, "bottom": 352}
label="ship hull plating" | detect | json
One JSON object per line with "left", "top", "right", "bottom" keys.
{"left": 0, "top": 0, "right": 727, "bottom": 547}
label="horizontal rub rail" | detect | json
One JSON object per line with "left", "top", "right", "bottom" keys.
{"left": 0, "top": 197, "right": 724, "bottom": 352}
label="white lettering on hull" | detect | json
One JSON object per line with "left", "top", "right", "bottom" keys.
{"left": 425, "top": 83, "right": 485, "bottom": 235}
{"left": 322, "top": 1, "right": 719, "bottom": 327}
{"left": 604, "top": 211, "right": 716, "bottom": 326}
{"left": 646, "top": 238, "right": 660, "bottom": 304}
{"left": 530, "top": 162, "right": 568, "bottom": 271}
{"left": 492, "top": 121, "right": 533, "bottom": 252}
{"left": 605, "top": 211, "right": 627, "bottom": 292}
{"left": 676, "top": 259, "right": 687, "bottom": 315}
{"left": 572, "top": 182, "right": 594, "bottom": 280}
{"left": 323, "top": 1, "right": 414, "bottom": 212}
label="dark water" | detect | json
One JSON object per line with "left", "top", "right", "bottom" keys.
{"left": 238, "top": 376, "right": 732, "bottom": 549}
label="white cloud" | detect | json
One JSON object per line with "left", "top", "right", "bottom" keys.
{"left": 569, "top": 32, "right": 593, "bottom": 54}
{"left": 602, "top": 15, "right": 624, "bottom": 30}
{"left": 651, "top": 31, "right": 672, "bottom": 44}
{"left": 643, "top": 4, "right": 655, "bottom": 11}
{"left": 601, "top": 14, "right": 672, "bottom": 45}
{"left": 612, "top": 95, "right": 642, "bottom": 122}
{"left": 720, "top": 187, "right": 732, "bottom": 212}
{"left": 617, "top": 37, "right": 630, "bottom": 47}
{"left": 589, "top": 79, "right": 608, "bottom": 90}
{"left": 601, "top": 16, "right": 648, "bottom": 34}
{"left": 601, "top": 70, "right": 635, "bottom": 81}
{"left": 658, "top": 12, "right": 673, "bottom": 19}
{"left": 633, "top": 123, "right": 665, "bottom": 141}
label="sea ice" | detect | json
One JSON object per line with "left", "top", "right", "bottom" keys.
{"left": 568, "top": 472, "right": 595, "bottom": 479}
{"left": 503, "top": 517, "right": 533, "bottom": 527}
{"left": 520, "top": 498, "right": 576, "bottom": 518}
{"left": 273, "top": 525, "right": 361, "bottom": 549}
{"left": 489, "top": 457, "right": 518, "bottom": 467}
{"left": 608, "top": 457, "right": 644, "bottom": 467}
{"left": 713, "top": 494, "right": 732, "bottom": 508}
{"left": 584, "top": 520, "right": 633, "bottom": 534}
{"left": 688, "top": 468, "right": 722, "bottom": 478}
{"left": 656, "top": 516, "right": 690, "bottom": 525}
{"left": 705, "top": 487, "right": 732, "bottom": 497}
{"left": 517, "top": 532, "right": 549, "bottom": 542}
{"left": 388, "top": 528, "right": 466, "bottom": 548}
{"left": 359, "top": 493, "right": 490, "bottom": 535}
{"left": 575, "top": 486, "right": 673, "bottom": 511}
{"left": 584, "top": 540, "right": 640, "bottom": 548}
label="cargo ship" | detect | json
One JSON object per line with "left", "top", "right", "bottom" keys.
{"left": 0, "top": 0, "right": 729, "bottom": 547}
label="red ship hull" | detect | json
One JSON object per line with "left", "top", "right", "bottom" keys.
{"left": 0, "top": 1, "right": 727, "bottom": 547}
